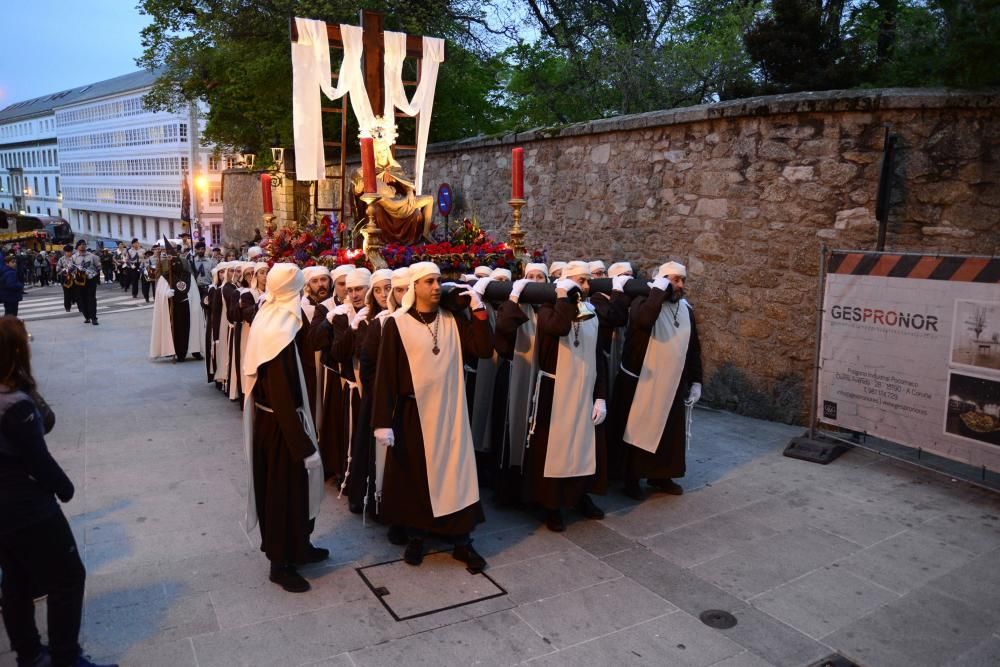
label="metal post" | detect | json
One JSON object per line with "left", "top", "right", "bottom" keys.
{"left": 808, "top": 244, "right": 828, "bottom": 440}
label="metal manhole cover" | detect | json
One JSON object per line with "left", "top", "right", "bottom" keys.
{"left": 699, "top": 609, "right": 738, "bottom": 629}
{"left": 357, "top": 551, "right": 507, "bottom": 621}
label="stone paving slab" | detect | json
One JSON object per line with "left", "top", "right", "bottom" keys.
{"left": 2, "top": 306, "right": 1000, "bottom": 667}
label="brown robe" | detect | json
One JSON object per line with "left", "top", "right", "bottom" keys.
{"left": 305, "top": 303, "right": 345, "bottom": 481}
{"left": 251, "top": 327, "right": 316, "bottom": 564}
{"left": 522, "top": 299, "right": 608, "bottom": 511}
{"left": 372, "top": 309, "right": 493, "bottom": 535}
{"left": 608, "top": 289, "right": 703, "bottom": 481}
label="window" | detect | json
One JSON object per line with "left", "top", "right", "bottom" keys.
{"left": 142, "top": 217, "right": 147, "bottom": 237}
{"left": 211, "top": 223, "right": 222, "bottom": 245}
{"left": 154, "top": 219, "right": 161, "bottom": 237}
{"left": 118, "top": 217, "right": 123, "bottom": 235}
{"left": 209, "top": 187, "right": 222, "bottom": 205}
{"left": 47, "top": 208, "right": 51, "bottom": 215}
{"left": 208, "top": 156, "right": 220, "bottom": 171}
{"left": 44, "top": 177, "right": 49, "bottom": 196}
{"left": 129, "top": 216, "right": 134, "bottom": 237}
{"left": 33, "top": 177, "right": 38, "bottom": 196}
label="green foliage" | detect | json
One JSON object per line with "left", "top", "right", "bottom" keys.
{"left": 137, "top": 0, "right": 1000, "bottom": 152}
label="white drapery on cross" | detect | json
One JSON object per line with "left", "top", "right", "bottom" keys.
{"left": 291, "top": 17, "right": 443, "bottom": 194}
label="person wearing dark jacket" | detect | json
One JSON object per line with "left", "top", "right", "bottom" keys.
{"left": 0, "top": 317, "right": 116, "bottom": 667}
{"left": 0, "top": 254, "right": 25, "bottom": 317}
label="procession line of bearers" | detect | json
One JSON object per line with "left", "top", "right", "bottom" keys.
{"left": 189, "top": 256, "right": 701, "bottom": 593}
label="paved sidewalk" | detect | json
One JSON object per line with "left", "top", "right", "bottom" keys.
{"left": 2, "top": 306, "right": 999, "bottom": 667}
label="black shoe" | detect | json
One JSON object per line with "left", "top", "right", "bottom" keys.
{"left": 300, "top": 545, "right": 329, "bottom": 564}
{"left": 64, "top": 308, "right": 71, "bottom": 313}
{"left": 72, "top": 656, "right": 118, "bottom": 667}
{"left": 92, "top": 320, "right": 99, "bottom": 326}
{"left": 269, "top": 564, "right": 310, "bottom": 593}
{"left": 348, "top": 500, "right": 363, "bottom": 514}
{"left": 192, "top": 352, "right": 202, "bottom": 360}
{"left": 387, "top": 525, "right": 408, "bottom": 545}
{"left": 623, "top": 480, "right": 646, "bottom": 501}
{"left": 545, "top": 509, "right": 566, "bottom": 532}
{"left": 83, "top": 318, "right": 90, "bottom": 324}
{"left": 404, "top": 538, "right": 424, "bottom": 565}
{"left": 648, "top": 478, "right": 684, "bottom": 495}
{"left": 453, "top": 544, "right": 487, "bottom": 573}
{"left": 576, "top": 494, "right": 605, "bottom": 520}
{"left": 16, "top": 646, "right": 51, "bottom": 667}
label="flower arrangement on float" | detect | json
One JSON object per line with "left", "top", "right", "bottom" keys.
{"left": 262, "top": 213, "right": 544, "bottom": 275}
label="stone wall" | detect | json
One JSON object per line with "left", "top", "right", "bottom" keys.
{"left": 404, "top": 88, "right": 999, "bottom": 402}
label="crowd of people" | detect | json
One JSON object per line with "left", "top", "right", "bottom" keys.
{"left": 180, "top": 253, "right": 702, "bottom": 593}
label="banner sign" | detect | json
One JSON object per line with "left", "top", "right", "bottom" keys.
{"left": 817, "top": 251, "right": 1000, "bottom": 472}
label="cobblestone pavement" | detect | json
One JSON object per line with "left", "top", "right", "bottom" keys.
{"left": 2, "top": 306, "right": 999, "bottom": 667}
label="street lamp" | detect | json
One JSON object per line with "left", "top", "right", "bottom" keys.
{"left": 267, "top": 137, "right": 285, "bottom": 188}
{"left": 240, "top": 146, "right": 256, "bottom": 170}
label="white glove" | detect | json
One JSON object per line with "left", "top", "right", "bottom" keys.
{"left": 374, "top": 428, "right": 395, "bottom": 448}
{"left": 685, "top": 382, "right": 702, "bottom": 407}
{"left": 509, "top": 278, "right": 531, "bottom": 303}
{"left": 592, "top": 398, "right": 607, "bottom": 426}
{"left": 351, "top": 307, "right": 369, "bottom": 330}
{"left": 166, "top": 289, "right": 175, "bottom": 298}
{"left": 652, "top": 276, "right": 671, "bottom": 292}
{"left": 612, "top": 275, "right": 630, "bottom": 292}
{"left": 304, "top": 451, "right": 322, "bottom": 471}
{"left": 472, "top": 276, "right": 493, "bottom": 295}
{"left": 458, "top": 285, "right": 484, "bottom": 310}
{"left": 555, "top": 278, "right": 577, "bottom": 297}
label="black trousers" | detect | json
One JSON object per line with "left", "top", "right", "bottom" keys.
{"left": 74, "top": 279, "right": 98, "bottom": 321}
{"left": 0, "top": 511, "right": 85, "bottom": 666}
{"left": 141, "top": 277, "right": 152, "bottom": 302}
{"left": 129, "top": 269, "right": 140, "bottom": 298}
{"left": 61, "top": 285, "right": 74, "bottom": 311}
{"left": 2, "top": 301, "right": 18, "bottom": 317}
{"left": 118, "top": 268, "right": 128, "bottom": 289}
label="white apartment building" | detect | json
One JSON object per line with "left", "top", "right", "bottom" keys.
{"left": 0, "top": 70, "right": 228, "bottom": 247}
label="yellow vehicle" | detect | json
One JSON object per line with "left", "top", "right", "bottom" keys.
{"left": 0, "top": 211, "right": 51, "bottom": 251}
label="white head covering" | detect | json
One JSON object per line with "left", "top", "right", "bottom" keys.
{"left": 524, "top": 262, "right": 548, "bottom": 278}
{"left": 398, "top": 262, "right": 441, "bottom": 315}
{"left": 212, "top": 262, "right": 227, "bottom": 283}
{"left": 331, "top": 264, "right": 355, "bottom": 282}
{"left": 242, "top": 263, "right": 304, "bottom": 386}
{"left": 302, "top": 265, "right": 330, "bottom": 282}
{"left": 562, "top": 260, "right": 591, "bottom": 279}
{"left": 588, "top": 260, "right": 607, "bottom": 273}
{"left": 608, "top": 261, "right": 632, "bottom": 278}
{"left": 549, "top": 261, "right": 566, "bottom": 277}
{"left": 390, "top": 267, "right": 411, "bottom": 289}
{"left": 656, "top": 261, "right": 687, "bottom": 278}
{"left": 345, "top": 267, "right": 372, "bottom": 289}
{"left": 246, "top": 246, "right": 263, "bottom": 260}
{"left": 490, "top": 268, "right": 512, "bottom": 281}
{"left": 473, "top": 266, "right": 492, "bottom": 278}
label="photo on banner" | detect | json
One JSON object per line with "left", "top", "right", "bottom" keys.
{"left": 950, "top": 300, "right": 1000, "bottom": 372}
{"left": 945, "top": 371, "right": 1000, "bottom": 447}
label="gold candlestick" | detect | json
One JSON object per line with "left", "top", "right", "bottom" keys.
{"left": 360, "top": 193, "right": 388, "bottom": 269}
{"left": 263, "top": 213, "right": 276, "bottom": 241}
{"left": 508, "top": 198, "right": 527, "bottom": 259}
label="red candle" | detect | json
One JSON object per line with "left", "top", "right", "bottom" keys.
{"left": 361, "top": 137, "right": 377, "bottom": 194}
{"left": 512, "top": 147, "right": 524, "bottom": 199}
{"left": 260, "top": 173, "right": 273, "bottom": 214}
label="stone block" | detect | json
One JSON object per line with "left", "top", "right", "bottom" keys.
{"left": 737, "top": 318, "right": 772, "bottom": 340}
{"left": 694, "top": 198, "right": 728, "bottom": 218}
{"left": 834, "top": 207, "right": 873, "bottom": 230}
{"left": 590, "top": 143, "right": 611, "bottom": 165}
{"left": 781, "top": 166, "right": 813, "bottom": 182}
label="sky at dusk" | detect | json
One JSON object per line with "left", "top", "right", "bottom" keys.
{"left": 0, "top": 0, "right": 152, "bottom": 108}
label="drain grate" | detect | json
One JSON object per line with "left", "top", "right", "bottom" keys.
{"left": 698, "top": 609, "right": 738, "bottom": 629}
{"left": 807, "top": 655, "right": 860, "bottom": 667}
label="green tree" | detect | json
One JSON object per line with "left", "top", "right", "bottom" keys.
{"left": 137, "top": 0, "right": 513, "bottom": 159}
